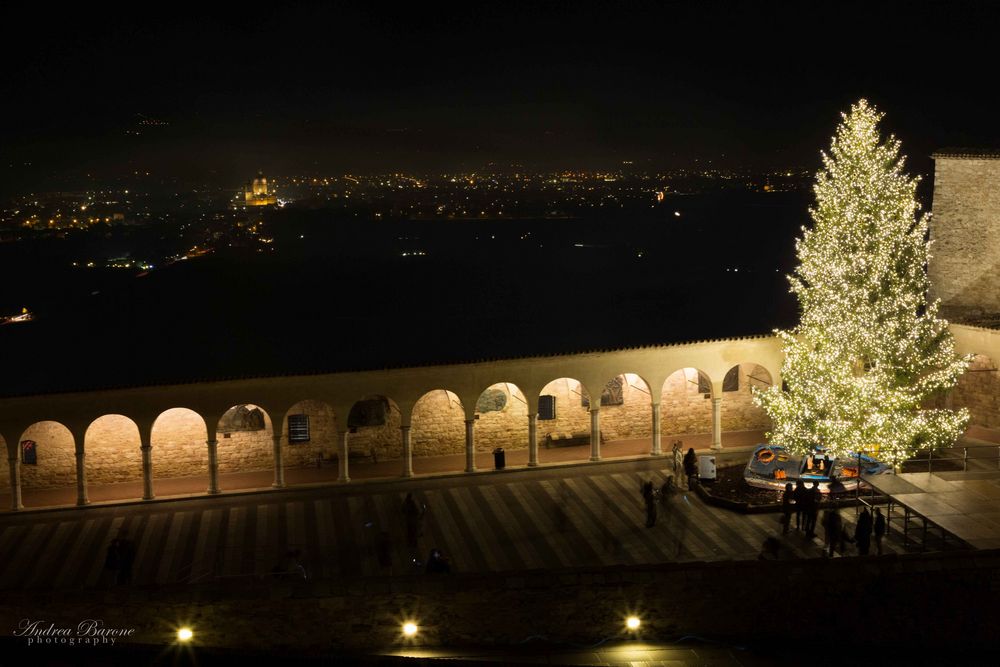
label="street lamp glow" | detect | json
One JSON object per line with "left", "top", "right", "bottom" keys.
{"left": 177, "top": 627, "right": 193, "bottom": 642}
{"left": 402, "top": 622, "right": 418, "bottom": 637}
{"left": 626, "top": 616, "right": 641, "bottom": 631}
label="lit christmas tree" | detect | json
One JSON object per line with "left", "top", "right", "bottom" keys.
{"left": 754, "top": 99, "right": 970, "bottom": 467}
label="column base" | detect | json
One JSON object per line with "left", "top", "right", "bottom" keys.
{"left": 589, "top": 456, "right": 601, "bottom": 462}
{"left": 142, "top": 494, "right": 155, "bottom": 501}
{"left": 76, "top": 499, "right": 91, "bottom": 506}
{"left": 465, "top": 467, "right": 477, "bottom": 474}
{"left": 271, "top": 482, "right": 286, "bottom": 489}
{"left": 338, "top": 477, "right": 351, "bottom": 484}
{"left": 403, "top": 471, "right": 414, "bottom": 478}
{"left": 710, "top": 444, "right": 723, "bottom": 451}
{"left": 527, "top": 461, "right": 539, "bottom": 467}
{"left": 208, "top": 488, "right": 221, "bottom": 495}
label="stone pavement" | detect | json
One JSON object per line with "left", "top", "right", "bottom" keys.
{"left": 0, "top": 455, "right": 928, "bottom": 593}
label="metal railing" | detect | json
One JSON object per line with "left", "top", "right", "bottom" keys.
{"left": 901, "top": 443, "right": 1000, "bottom": 473}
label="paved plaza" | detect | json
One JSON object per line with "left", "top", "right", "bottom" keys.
{"left": 0, "top": 455, "right": 935, "bottom": 593}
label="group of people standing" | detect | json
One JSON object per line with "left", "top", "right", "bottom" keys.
{"left": 780, "top": 480, "right": 888, "bottom": 557}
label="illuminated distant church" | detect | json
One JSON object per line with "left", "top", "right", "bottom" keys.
{"left": 244, "top": 171, "right": 277, "bottom": 207}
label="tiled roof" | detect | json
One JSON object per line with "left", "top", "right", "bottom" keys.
{"left": 932, "top": 148, "right": 1000, "bottom": 160}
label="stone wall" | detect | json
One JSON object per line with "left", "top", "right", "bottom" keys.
{"left": 536, "top": 375, "right": 653, "bottom": 444}
{"left": 929, "top": 155, "right": 1000, "bottom": 323}
{"left": 719, "top": 363, "right": 773, "bottom": 432}
{"left": 952, "top": 354, "right": 1000, "bottom": 429}
{"left": 18, "top": 421, "right": 76, "bottom": 490}
{"left": 411, "top": 390, "right": 465, "bottom": 458}
{"left": 281, "top": 400, "right": 339, "bottom": 467}
{"left": 660, "top": 368, "right": 712, "bottom": 434}
{"left": 474, "top": 383, "right": 529, "bottom": 452}
{"left": 150, "top": 408, "right": 208, "bottom": 480}
{"left": 0, "top": 436, "right": 8, "bottom": 491}
{"left": 346, "top": 398, "right": 403, "bottom": 462}
{"left": 84, "top": 415, "right": 143, "bottom": 485}
{"left": 216, "top": 405, "right": 274, "bottom": 475}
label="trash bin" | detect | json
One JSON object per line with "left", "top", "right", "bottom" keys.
{"left": 493, "top": 447, "right": 506, "bottom": 470}
{"left": 698, "top": 455, "right": 717, "bottom": 481}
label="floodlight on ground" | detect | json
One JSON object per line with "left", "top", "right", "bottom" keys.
{"left": 177, "top": 627, "right": 194, "bottom": 642}
{"left": 626, "top": 616, "right": 641, "bottom": 631}
{"left": 402, "top": 622, "right": 418, "bottom": 637}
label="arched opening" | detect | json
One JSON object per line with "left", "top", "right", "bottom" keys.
{"left": 953, "top": 353, "right": 1000, "bottom": 436}
{"left": 280, "top": 399, "right": 339, "bottom": 485}
{"left": 536, "top": 377, "right": 591, "bottom": 463}
{"left": 598, "top": 372, "right": 654, "bottom": 458}
{"left": 346, "top": 395, "right": 402, "bottom": 468}
{"left": 216, "top": 404, "right": 274, "bottom": 475}
{"left": 720, "top": 363, "right": 774, "bottom": 436}
{"left": 411, "top": 390, "right": 466, "bottom": 474}
{"left": 84, "top": 414, "right": 143, "bottom": 502}
{"left": 475, "top": 382, "right": 528, "bottom": 466}
{"left": 151, "top": 407, "right": 209, "bottom": 495}
{"left": 18, "top": 420, "right": 76, "bottom": 508}
{"left": 660, "top": 368, "right": 713, "bottom": 442}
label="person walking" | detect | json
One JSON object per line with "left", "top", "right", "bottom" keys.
{"left": 641, "top": 480, "right": 657, "bottom": 527}
{"left": 873, "top": 507, "right": 886, "bottom": 556}
{"left": 402, "top": 492, "right": 424, "bottom": 549}
{"left": 781, "top": 482, "right": 794, "bottom": 534}
{"left": 804, "top": 482, "right": 820, "bottom": 538}
{"left": 682, "top": 448, "right": 698, "bottom": 490}
{"left": 855, "top": 508, "right": 874, "bottom": 556}
{"left": 823, "top": 508, "right": 842, "bottom": 557}
{"left": 792, "top": 480, "right": 806, "bottom": 531}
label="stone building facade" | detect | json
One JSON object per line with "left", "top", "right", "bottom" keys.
{"left": 929, "top": 150, "right": 1000, "bottom": 325}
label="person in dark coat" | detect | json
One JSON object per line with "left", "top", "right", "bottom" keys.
{"left": 855, "top": 508, "right": 873, "bottom": 556}
{"left": 873, "top": 507, "right": 886, "bottom": 556}
{"left": 823, "top": 509, "right": 842, "bottom": 556}
{"left": 425, "top": 548, "right": 451, "bottom": 574}
{"left": 682, "top": 448, "right": 698, "bottom": 489}
{"left": 805, "top": 482, "right": 821, "bottom": 537}
{"left": 781, "top": 483, "right": 794, "bottom": 534}
{"left": 641, "top": 480, "right": 657, "bottom": 527}
{"left": 402, "top": 492, "right": 424, "bottom": 548}
{"left": 115, "top": 533, "right": 135, "bottom": 585}
{"left": 792, "top": 480, "right": 806, "bottom": 531}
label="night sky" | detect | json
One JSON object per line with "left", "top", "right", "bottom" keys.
{"left": 4, "top": 1, "right": 998, "bottom": 188}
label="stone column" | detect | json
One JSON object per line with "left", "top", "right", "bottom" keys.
{"left": 401, "top": 425, "right": 413, "bottom": 478}
{"left": 272, "top": 434, "right": 285, "bottom": 488}
{"left": 651, "top": 403, "right": 662, "bottom": 456}
{"left": 8, "top": 454, "right": 22, "bottom": 511}
{"left": 590, "top": 408, "right": 601, "bottom": 462}
{"left": 464, "top": 419, "right": 476, "bottom": 473}
{"left": 75, "top": 449, "right": 89, "bottom": 506}
{"left": 207, "top": 439, "right": 220, "bottom": 494}
{"left": 711, "top": 397, "right": 723, "bottom": 450}
{"left": 141, "top": 441, "right": 154, "bottom": 500}
{"left": 527, "top": 413, "right": 539, "bottom": 467}
{"left": 337, "top": 430, "right": 350, "bottom": 483}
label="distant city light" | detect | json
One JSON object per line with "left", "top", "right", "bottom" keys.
{"left": 402, "top": 622, "right": 418, "bottom": 637}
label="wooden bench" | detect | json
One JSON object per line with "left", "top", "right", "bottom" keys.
{"left": 544, "top": 431, "right": 606, "bottom": 448}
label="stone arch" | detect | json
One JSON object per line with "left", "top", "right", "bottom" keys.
{"left": 216, "top": 404, "right": 274, "bottom": 475}
{"left": 346, "top": 395, "right": 402, "bottom": 463}
{"left": 599, "top": 372, "right": 654, "bottom": 448}
{"left": 280, "top": 399, "right": 339, "bottom": 473}
{"left": 720, "top": 363, "right": 774, "bottom": 433}
{"left": 411, "top": 389, "right": 466, "bottom": 473}
{"left": 151, "top": 407, "right": 209, "bottom": 484}
{"left": 84, "top": 414, "right": 143, "bottom": 499}
{"left": 475, "top": 382, "right": 528, "bottom": 455}
{"left": 536, "top": 377, "right": 591, "bottom": 462}
{"left": 660, "top": 368, "right": 713, "bottom": 436}
{"left": 953, "top": 353, "right": 1000, "bottom": 430}
{"left": 18, "top": 421, "right": 76, "bottom": 503}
